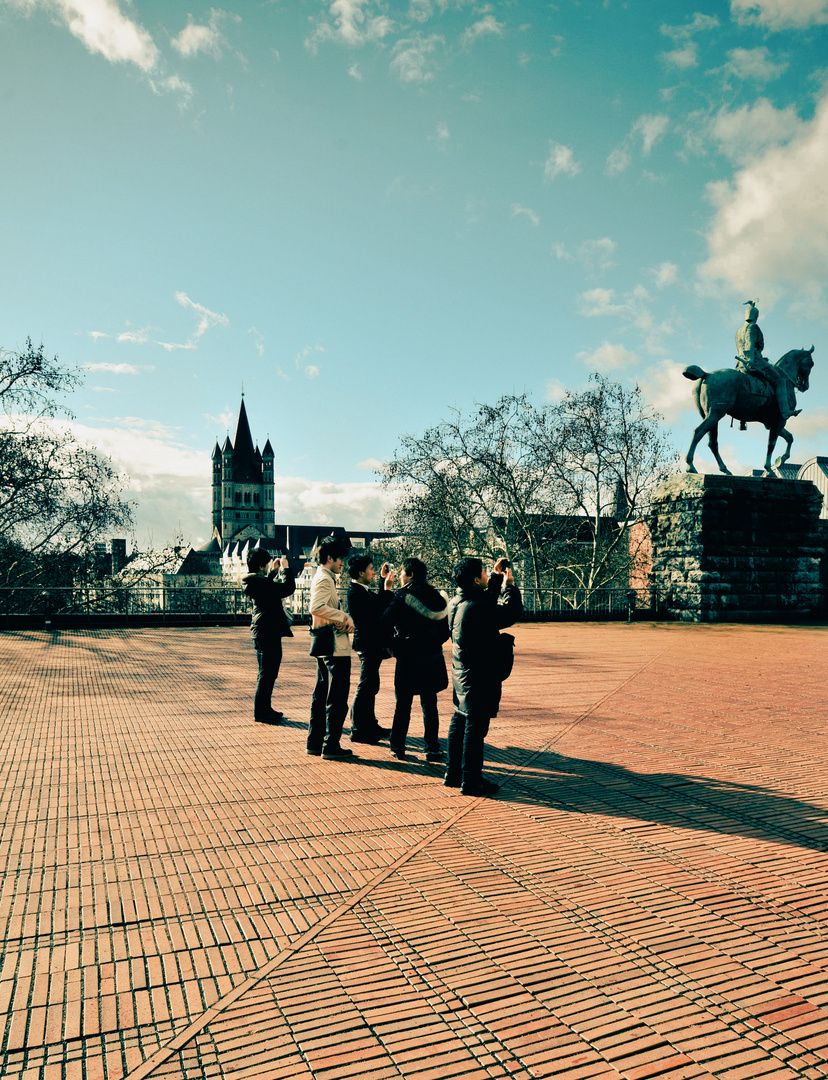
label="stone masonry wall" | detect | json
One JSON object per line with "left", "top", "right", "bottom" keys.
{"left": 650, "top": 474, "right": 823, "bottom": 622}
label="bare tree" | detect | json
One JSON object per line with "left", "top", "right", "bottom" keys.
{"left": 380, "top": 377, "right": 677, "bottom": 598}
{"left": 0, "top": 339, "right": 132, "bottom": 586}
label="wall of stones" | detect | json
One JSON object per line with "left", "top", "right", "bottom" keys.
{"left": 650, "top": 474, "right": 824, "bottom": 622}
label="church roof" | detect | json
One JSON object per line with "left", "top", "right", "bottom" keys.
{"left": 196, "top": 529, "right": 223, "bottom": 554}
{"left": 262, "top": 438, "right": 274, "bottom": 458}
{"left": 232, "top": 399, "right": 261, "bottom": 483}
{"left": 211, "top": 441, "right": 222, "bottom": 461}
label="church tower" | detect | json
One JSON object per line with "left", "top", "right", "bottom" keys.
{"left": 210, "top": 398, "right": 276, "bottom": 542}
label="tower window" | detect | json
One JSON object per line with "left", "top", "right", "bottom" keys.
{"left": 244, "top": 491, "right": 251, "bottom": 505}
{"left": 235, "top": 492, "right": 241, "bottom": 505}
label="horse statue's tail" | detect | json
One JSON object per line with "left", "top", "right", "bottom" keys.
{"left": 682, "top": 365, "right": 707, "bottom": 382}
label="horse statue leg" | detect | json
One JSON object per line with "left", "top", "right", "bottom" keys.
{"left": 770, "top": 425, "right": 793, "bottom": 470}
{"left": 706, "top": 417, "right": 731, "bottom": 475}
{"left": 686, "top": 410, "right": 730, "bottom": 474}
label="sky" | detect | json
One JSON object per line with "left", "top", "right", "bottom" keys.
{"left": 1, "top": 0, "right": 827, "bottom": 549}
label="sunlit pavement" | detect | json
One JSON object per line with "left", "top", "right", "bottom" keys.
{"left": 1, "top": 622, "right": 827, "bottom": 1080}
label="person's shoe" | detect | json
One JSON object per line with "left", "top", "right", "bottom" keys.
{"left": 390, "top": 746, "right": 407, "bottom": 761}
{"left": 461, "top": 778, "right": 500, "bottom": 797}
{"left": 443, "top": 774, "right": 461, "bottom": 788}
{"left": 255, "top": 714, "right": 282, "bottom": 724}
{"left": 306, "top": 747, "right": 322, "bottom": 756}
{"left": 322, "top": 745, "right": 355, "bottom": 760}
{"left": 426, "top": 750, "right": 445, "bottom": 763}
{"left": 375, "top": 725, "right": 391, "bottom": 738}
{"left": 351, "top": 733, "right": 381, "bottom": 744}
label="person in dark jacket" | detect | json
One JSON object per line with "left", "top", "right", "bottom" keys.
{"left": 242, "top": 547, "right": 296, "bottom": 724}
{"left": 446, "top": 556, "right": 522, "bottom": 796}
{"left": 346, "top": 555, "right": 394, "bottom": 744}
{"left": 378, "top": 557, "right": 449, "bottom": 762}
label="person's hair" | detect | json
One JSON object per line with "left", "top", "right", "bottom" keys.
{"left": 402, "top": 557, "right": 427, "bottom": 585}
{"left": 454, "top": 557, "right": 483, "bottom": 590}
{"left": 317, "top": 535, "right": 349, "bottom": 566}
{"left": 247, "top": 547, "right": 271, "bottom": 572}
{"left": 348, "top": 554, "right": 372, "bottom": 579}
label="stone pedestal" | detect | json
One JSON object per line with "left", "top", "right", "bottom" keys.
{"left": 650, "top": 474, "right": 823, "bottom": 622}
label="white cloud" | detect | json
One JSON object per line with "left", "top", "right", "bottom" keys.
{"left": 551, "top": 241, "right": 572, "bottom": 260}
{"left": 660, "top": 12, "right": 719, "bottom": 68}
{"left": 577, "top": 237, "right": 617, "bottom": 274}
{"left": 174, "top": 291, "right": 230, "bottom": 340}
{"left": 294, "top": 344, "right": 325, "bottom": 379}
{"left": 543, "top": 142, "right": 580, "bottom": 181}
{"left": 436, "top": 120, "right": 450, "bottom": 142}
{"left": 156, "top": 340, "right": 197, "bottom": 352}
{"left": 606, "top": 147, "right": 631, "bottom": 176}
{"left": 347, "top": 62, "right": 363, "bottom": 79}
{"left": 408, "top": 0, "right": 432, "bottom": 22}
{"left": 731, "top": 0, "right": 828, "bottom": 28}
{"left": 578, "top": 288, "right": 623, "bottom": 318}
{"left": 171, "top": 10, "right": 238, "bottom": 59}
{"left": 578, "top": 285, "right": 674, "bottom": 354}
{"left": 117, "top": 327, "right": 151, "bottom": 345}
{"left": 511, "top": 204, "right": 540, "bottom": 227}
{"left": 8, "top": 0, "right": 160, "bottom": 70}
{"left": 653, "top": 262, "right": 679, "bottom": 289}
{"left": 545, "top": 377, "right": 567, "bottom": 401}
{"left": 83, "top": 362, "right": 139, "bottom": 374}
{"left": 358, "top": 457, "right": 384, "bottom": 471}
{"left": 306, "top": 0, "right": 394, "bottom": 52}
{"left": 700, "top": 90, "right": 828, "bottom": 310}
{"left": 722, "top": 46, "right": 788, "bottom": 81}
{"left": 708, "top": 98, "right": 804, "bottom": 164}
{"left": 576, "top": 341, "right": 639, "bottom": 372}
{"left": 662, "top": 44, "right": 699, "bottom": 69}
{"left": 248, "top": 327, "right": 265, "bottom": 357}
{"left": 390, "top": 33, "right": 442, "bottom": 83}
{"left": 87, "top": 330, "right": 109, "bottom": 341}
{"left": 641, "top": 359, "right": 694, "bottom": 421}
{"left": 633, "top": 114, "right": 669, "bottom": 156}
{"left": 462, "top": 14, "right": 505, "bottom": 47}
{"left": 607, "top": 114, "right": 668, "bottom": 176}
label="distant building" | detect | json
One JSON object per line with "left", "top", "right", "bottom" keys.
{"left": 209, "top": 396, "right": 275, "bottom": 545}
{"left": 751, "top": 457, "right": 828, "bottom": 517}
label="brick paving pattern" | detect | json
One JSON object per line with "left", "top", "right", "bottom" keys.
{"left": 1, "top": 622, "right": 827, "bottom": 1079}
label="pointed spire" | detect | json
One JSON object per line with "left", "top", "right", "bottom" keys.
{"left": 211, "top": 440, "right": 222, "bottom": 461}
{"left": 232, "top": 398, "right": 261, "bottom": 482}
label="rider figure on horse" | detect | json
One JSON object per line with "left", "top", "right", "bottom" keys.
{"left": 735, "top": 300, "right": 798, "bottom": 422}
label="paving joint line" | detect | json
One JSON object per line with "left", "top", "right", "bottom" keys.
{"left": 116, "top": 642, "right": 673, "bottom": 1080}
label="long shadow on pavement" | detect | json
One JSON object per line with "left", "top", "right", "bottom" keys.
{"left": 485, "top": 745, "right": 828, "bottom": 853}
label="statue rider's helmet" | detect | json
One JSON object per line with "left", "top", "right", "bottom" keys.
{"left": 744, "top": 300, "right": 759, "bottom": 323}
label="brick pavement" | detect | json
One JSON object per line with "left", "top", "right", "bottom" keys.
{"left": 1, "top": 622, "right": 827, "bottom": 1079}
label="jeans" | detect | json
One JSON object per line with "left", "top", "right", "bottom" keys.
{"left": 308, "top": 656, "right": 351, "bottom": 751}
{"left": 254, "top": 643, "right": 283, "bottom": 719}
{"left": 446, "top": 709, "right": 491, "bottom": 785}
{"left": 390, "top": 681, "right": 440, "bottom": 754}
{"left": 350, "top": 652, "right": 384, "bottom": 736}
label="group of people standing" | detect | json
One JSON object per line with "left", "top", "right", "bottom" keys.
{"left": 242, "top": 535, "right": 522, "bottom": 797}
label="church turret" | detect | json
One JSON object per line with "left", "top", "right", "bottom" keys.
{"left": 213, "top": 400, "right": 276, "bottom": 543}
{"left": 211, "top": 441, "right": 222, "bottom": 533}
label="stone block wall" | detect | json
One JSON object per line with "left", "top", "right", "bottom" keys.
{"left": 650, "top": 474, "right": 823, "bottom": 622}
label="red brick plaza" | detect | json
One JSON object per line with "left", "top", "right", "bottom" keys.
{"left": 1, "top": 622, "right": 828, "bottom": 1080}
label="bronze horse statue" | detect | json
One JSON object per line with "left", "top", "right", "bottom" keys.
{"left": 683, "top": 347, "right": 814, "bottom": 475}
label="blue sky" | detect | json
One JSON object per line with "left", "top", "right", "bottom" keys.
{"left": 1, "top": 0, "right": 827, "bottom": 547}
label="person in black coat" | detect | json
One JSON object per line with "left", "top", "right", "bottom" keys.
{"left": 446, "top": 556, "right": 522, "bottom": 796}
{"left": 242, "top": 547, "right": 296, "bottom": 724}
{"left": 346, "top": 555, "right": 394, "bottom": 744}
{"left": 378, "top": 557, "right": 449, "bottom": 762}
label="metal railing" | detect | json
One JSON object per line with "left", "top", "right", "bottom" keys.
{"left": 0, "top": 585, "right": 655, "bottom": 624}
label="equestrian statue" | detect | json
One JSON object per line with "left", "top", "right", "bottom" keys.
{"left": 683, "top": 300, "right": 814, "bottom": 475}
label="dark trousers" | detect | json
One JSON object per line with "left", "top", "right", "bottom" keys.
{"left": 390, "top": 671, "right": 440, "bottom": 754}
{"left": 351, "top": 652, "right": 384, "bottom": 736}
{"left": 308, "top": 656, "right": 351, "bottom": 751}
{"left": 254, "top": 642, "right": 283, "bottom": 719}
{"left": 446, "top": 709, "right": 491, "bottom": 785}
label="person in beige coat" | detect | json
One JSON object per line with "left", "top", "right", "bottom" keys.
{"left": 307, "top": 536, "right": 355, "bottom": 759}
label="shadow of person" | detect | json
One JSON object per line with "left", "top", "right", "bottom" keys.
{"left": 483, "top": 745, "right": 828, "bottom": 853}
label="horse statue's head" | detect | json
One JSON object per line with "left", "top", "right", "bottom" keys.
{"left": 776, "top": 346, "right": 814, "bottom": 392}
